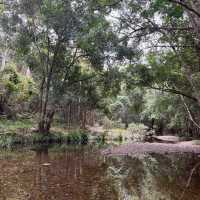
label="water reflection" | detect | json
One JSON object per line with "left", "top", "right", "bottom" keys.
{"left": 106, "top": 153, "right": 200, "bottom": 200}
{"left": 0, "top": 146, "right": 118, "bottom": 200}
{"left": 0, "top": 146, "right": 200, "bottom": 200}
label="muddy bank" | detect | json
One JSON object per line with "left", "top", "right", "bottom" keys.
{"left": 102, "top": 142, "right": 200, "bottom": 156}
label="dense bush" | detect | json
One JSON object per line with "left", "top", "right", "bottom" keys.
{"left": 0, "top": 65, "right": 37, "bottom": 101}
{"left": 141, "top": 90, "right": 195, "bottom": 135}
{"left": 102, "top": 116, "right": 113, "bottom": 130}
{"left": 127, "top": 123, "right": 150, "bottom": 142}
{"left": 65, "top": 130, "right": 88, "bottom": 144}
{"left": 0, "top": 64, "right": 37, "bottom": 116}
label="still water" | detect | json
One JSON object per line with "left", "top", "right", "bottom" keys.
{"left": 0, "top": 145, "right": 200, "bottom": 200}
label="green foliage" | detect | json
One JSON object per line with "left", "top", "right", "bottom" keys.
{"left": 30, "top": 130, "right": 89, "bottom": 145}
{"left": 151, "top": 0, "right": 184, "bottom": 19}
{"left": 112, "top": 120, "right": 125, "bottom": 129}
{"left": 0, "top": 116, "right": 90, "bottom": 148}
{"left": 127, "top": 123, "right": 149, "bottom": 142}
{"left": 0, "top": 133, "right": 24, "bottom": 148}
{"left": 119, "top": 133, "right": 123, "bottom": 142}
{"left": 0, "top": 118, "right": 32, "bottom": 132}
{"left": 66, "top": 130, "right": 88, "bottom": 144}
{"left": 0, "top": 64, "right": 37, "bottom": 102}
{"left": 96, "top": 132, "right": 107, "bottom": 144}
{"left": 102, "top": 116, "right": 113, "bottom": 130}
{"left": 0, "top": 3, "right": 4, "bottom": 14}
{"left": 142, "top": 90, "right": 188, "bottom": 130}
{"left": 109, "top": 87, "right": 145, "bottom": 126}
{"left": 1, "top": 0, "right": 200, "bottom": 138}
{"left": 117, "top": 133, "right": 123, "bottom": 142}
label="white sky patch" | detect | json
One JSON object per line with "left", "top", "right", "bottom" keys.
{"left": 18, "top": 14, "right": 27, "bottom": 25}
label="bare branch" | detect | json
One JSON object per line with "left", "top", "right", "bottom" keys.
{"left": 180, "top": 95, "right": 200, "bottom": 129}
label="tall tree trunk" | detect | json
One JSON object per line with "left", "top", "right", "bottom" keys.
{"left": 38, "top": 76, "right": 54, "bottom": 134}
{"left": 38, "top": 61, "right": 54, "bottom": 134}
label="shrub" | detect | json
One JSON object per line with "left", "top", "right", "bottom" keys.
{"left": 96, "top": 133, "right": 107, "bottom": 144}
{"left": 112, "top": 120, "right": 125, "bottom": 129}
{"left": 65, "top": 130, "right": 88, "bottom": 144}
{"left": 118, "top": 133, "right": 123, "bottom": 142}
{"left": 102, "top": 117, "right": 113, "bottom": 130}
{"left": 0, "top": 133, "right": 25, "bottom": 148}
{"left": 127, "top": 123, "right": 150, "bottom": 142}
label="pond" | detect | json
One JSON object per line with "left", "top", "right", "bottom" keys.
{"left": 0, "top": 145, "right": 200, "bottom": 200}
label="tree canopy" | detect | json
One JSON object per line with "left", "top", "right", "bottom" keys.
{"left": 1, "top": 0, "right": 200, "bottom": 135}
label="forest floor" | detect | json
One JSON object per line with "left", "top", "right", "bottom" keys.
{"left": 87, "top": 125, "right": 127, "bottom": 140}
{"left": 87, "top": 124, "right": 147, "bottom": 142}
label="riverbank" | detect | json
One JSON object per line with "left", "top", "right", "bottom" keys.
{"left": 102, "top": 141, "right": 200, "bottom": 156}
{"left": 0, "top": 131, "right": 90, "bottom": 148}
{"left": 0, "top": 118, "right": 89, "bottom": 148}
{"left": 0, "top": 117, "right": 131, "bottom": 148}
{"left": 87, "top": 123, "right": 151, "bottom": 142}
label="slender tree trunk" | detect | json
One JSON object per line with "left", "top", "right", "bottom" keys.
{"left": 1, "top": 50, "right": 8, "bottom": 71}
{"left": 38, "top": 75, "right": 54, "bottom": 134}
{"left": 37, "top": 36, "right": 63, "bottom": 134}
{"left": 125, "top": 120, "right": 129, "bottom": 129}
{"left": 38, "top": 109, "right": 55, "bottom": 134}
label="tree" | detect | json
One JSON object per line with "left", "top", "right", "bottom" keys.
{"left": 0, "top": 0, "right": 20, "bottom": 70}
{"left": 13, "top": 0, "right": 119, "bottom": 133}
{"left": 110, "top": 87, "right": 145, "bottom": 128}
{"left": 101, "top": 0, "right": 200, "bottom": 133}
{"left": 0, "top": 64, "right": 36, "bottom": 119}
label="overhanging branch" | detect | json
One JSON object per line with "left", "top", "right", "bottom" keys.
{"left": 167, "top": 0, "right": 200, "bottom": 18}
{"left": 145, "top": 85, "right": 198, "bottom": 102}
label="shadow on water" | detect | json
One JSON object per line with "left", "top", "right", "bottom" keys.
{"left": 0, "top": 145, "right": 200, "bottom": 200}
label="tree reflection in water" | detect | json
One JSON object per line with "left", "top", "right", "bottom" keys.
{"left": 106, "top": 153, "right": 200, "bottom": 200}
{"left": 0, "top": 146, "right": 200, "bottom": 200}
{"left": 0, "top": 146, "right": 118, "bottom": 200}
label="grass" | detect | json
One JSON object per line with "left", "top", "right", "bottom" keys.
{"left": 0, "top": 119, "right": 148, "bottom": 148}
{"left": 0, "top": 118, "right": 33, "bottom": 133}
{"left": 0, "top": 130, "right": 89, "bottom": 148}
{"left": 0, "top": 118, "right": 89, "bottom": 148}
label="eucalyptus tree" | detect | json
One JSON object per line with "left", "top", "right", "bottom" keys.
{"left": 12, "top": 0, "right": 120, "bottom": 133}
{"left": 110, "top": 87, "right": 145, "bottom": 128}
{"left": 100, "top": 0, "right": 200, "bottom": 132}
{"left": 0, "top": 0, "right": 20, "bottom": 70}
